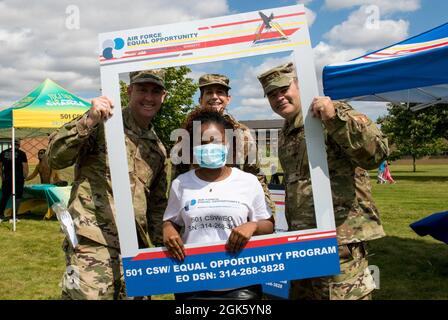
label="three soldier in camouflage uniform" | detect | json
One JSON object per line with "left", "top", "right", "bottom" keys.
{"left": 48, "top": 69, "right": 168, "bottom": 299}
{"left": 257, "top": 62, "right": 389, "bottom": 300}
{"left": 172, "top": 74, "right": 275, "bottom": 214}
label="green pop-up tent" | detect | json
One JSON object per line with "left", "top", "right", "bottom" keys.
{"left": 0, "top": 78, "right": 91, "bottom": 231}
{"left": 0, "top": 78, "right": 91, "bottom": 129}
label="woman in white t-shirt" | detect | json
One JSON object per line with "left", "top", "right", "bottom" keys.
{"left": 163, "top": 107, "right": 274, "bottom": 300}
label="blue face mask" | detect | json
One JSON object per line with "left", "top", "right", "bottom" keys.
{"left": 193, "top": 144, "right": 228, "bottom": 169}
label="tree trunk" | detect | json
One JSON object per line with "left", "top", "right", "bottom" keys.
{"left": 413, "top": 156, "right": 416, "bottom": 172}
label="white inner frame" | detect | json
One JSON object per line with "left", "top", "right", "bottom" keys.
{"left": 99, "top": 4, "right": 335, "bottom": 259}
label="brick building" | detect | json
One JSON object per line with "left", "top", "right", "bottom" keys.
{"left": 0, "top": 137, "right": 50, "bottom": 165}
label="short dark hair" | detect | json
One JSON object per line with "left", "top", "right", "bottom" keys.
{"left": 184, "top": 106, "right": 234, "bottom": 135}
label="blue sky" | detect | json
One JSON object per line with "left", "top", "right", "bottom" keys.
{"left": 1, "top": 0, "right": 447, "bottom": 121}
{"left": 229, "top": 0, "right": 448, "bottom": 46}
{"left": 191, "top": 0, "right": 448, "bottom": 121}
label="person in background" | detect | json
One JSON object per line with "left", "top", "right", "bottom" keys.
{"left": 0, "top": 139, "right": 28, "bottom": 223}
{"left": 377, "top": 160, "right": 386, "bottom": 184}
{"left": 383, "top": 161, "right": 396, "bottom": 184}
{"left": 26, "top": 149, "right": 64, "bottom": 184}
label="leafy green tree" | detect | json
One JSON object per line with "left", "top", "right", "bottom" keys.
{"left": 120, "top": 66, "right": 198, "bottom": 150}
{"left": 430, "top": 103, "right": 448, "bottom": 140}
{"left": 378, "top": 103, "right": 447, "bottom": 172}
{"left": 120, "top": 80, "right": 129, "bottom": 107}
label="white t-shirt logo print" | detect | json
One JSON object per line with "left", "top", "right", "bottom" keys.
{"left": 184, "top": 199, "right": 197, "bottom": 212}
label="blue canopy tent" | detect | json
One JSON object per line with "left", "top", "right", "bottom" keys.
{"left": 323, "top": 23, "right": 448, "bottom": 244}
{"left": 410, "top": 211, "right": 448, "bottom": 245}
{"left": 323, "top": 22, "right": 448, "bottom": 111}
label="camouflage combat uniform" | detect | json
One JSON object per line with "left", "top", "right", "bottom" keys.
{"left": 258, "top": 62, "right": 389, "bottom": 300}
{"left": 281, "top": 104, "right": 388, "bottom": 300}
{"left": 48, "top": 107, "right": 168, "bottom": 300}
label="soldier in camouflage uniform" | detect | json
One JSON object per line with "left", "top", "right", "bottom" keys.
{"left": 172, "top": 74, "right": 275, "bottom": 213}
{"left": 257, "top": 62, "right": 389, "bottom": 300}
{"left": 47, "top": 69, "right": 168, "bottom": 300}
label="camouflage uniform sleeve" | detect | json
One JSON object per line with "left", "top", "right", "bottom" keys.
{"left": 147, "top": 160, "right": 169, "bottom": 247}
{"left": 47, "top": 113, "right": 96, "bottom": 170}
{"left": 241, "top": 129, "right": 276, "bottom": 215}
{"left": 323, "top": 102, "right": 389, "bottom": 170}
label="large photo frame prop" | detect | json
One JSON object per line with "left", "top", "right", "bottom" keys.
{"left": 99, "top": 4, "right": 340, "bottom": 297}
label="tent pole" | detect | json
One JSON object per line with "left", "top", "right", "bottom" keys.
{"left": 12, "top": 127, "right": 16, "bottom": 232}
{"left": 407, "top": 89, "right": 410, "bottom": 110}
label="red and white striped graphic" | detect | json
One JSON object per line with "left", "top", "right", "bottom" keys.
{"left": 333, "top": 37, "right": 448, "bottom": 66}
{"left": 99, "top": 11, "right": 305, "bottom": 64}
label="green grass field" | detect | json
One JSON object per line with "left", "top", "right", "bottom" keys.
{"left": 0, "top": 163, "right": 447, "bottom": 300}
{"left": 368, "top": 164, "right": 448, "bottom": 300}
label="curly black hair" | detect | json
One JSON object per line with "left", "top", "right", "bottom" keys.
{"left": 176, "top": 106, "right": 237, "bottom": 166}
{"left": 183, "top": 106, "right": 234, "bottom": 134}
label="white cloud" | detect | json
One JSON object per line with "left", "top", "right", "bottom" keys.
{"left": 230, "top": 106, "right": 260, "bottom": 117}
{"left": 304, "top": 7, "right": 317, "bottom": 26}
{"left": 313, "top": 41, "right": 365, "bottom": 94}
{"left": 350, "top": 101, "right": 389, "bottom": 123}
{"left": 0, "top": 0, "right": 229, "bottom": 104}
{"left": 230, "top": 105, "right": 281, "bottom": 121}
{"left": 188, "top": 61, "right": 227, "bottom": 83}
{"left": 313, "top": 42, "right": 365, "bottom": 69}
{"left": 324, "top": 0, "right": 421, "bottom": 13}
{"left": 240, "top": 98, "right": 270, "bottom": 108}
{"left": 295, "top": 2, "right": 316, "bottom": 26}
{"left": 0, "top": 28, "right": 33, "bottom": 51}
{"left": 225, "top": 55, "right": 293, "bottom": 120}
{"left": 312, "top": 2, "right": 413, "bottom": 95}
{"left": 323, "top": 5, "right": 409, "bottom": 50}
{"left": 298, "top": 0, "right": 314, "bottom": 4}
{"left": 235, "top": 55, "right": 293, "bottom": 99}
{"left": 0, "top": 100, "right": 15, "bottom": 111}
{"left": 187, "top": 70, "right": 206, "bottom": 84}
